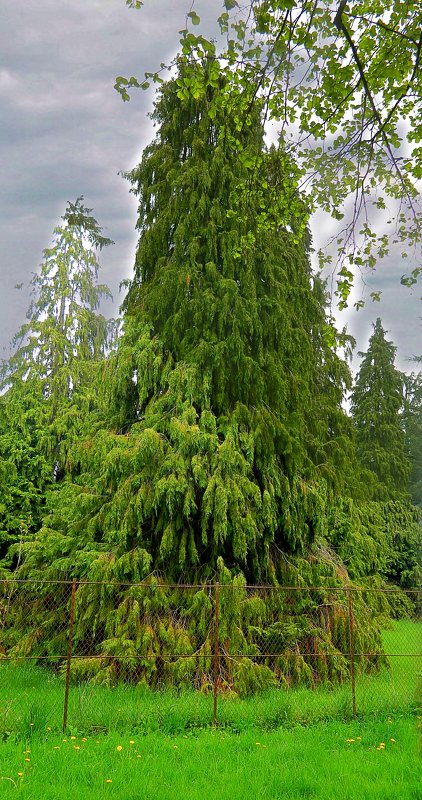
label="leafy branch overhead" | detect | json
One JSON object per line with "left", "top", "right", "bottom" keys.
{"left": 117, "top": 0, "right": 422, "bottom": 305}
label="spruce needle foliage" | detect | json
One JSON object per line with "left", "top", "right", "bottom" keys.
{"left": 351, "top": 318, "right": 411, "bottom": 500}
{"left": 349, "top": 320, "right": 421, "bottom": 593}
{"left": 402, "top": 370, "right": 422, "bottom": 508}
{"left": 0, "top": 199, "right": 117, "bottom": 568}
{"left": 25, "top": 61, "right": 354, "bottom": 581}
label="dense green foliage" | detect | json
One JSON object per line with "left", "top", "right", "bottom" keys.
{"left": 0, "top": 63, "right": 420, "bottom": 694}
{"left": 350, "top": 318, "right": 411, "bottom": 500}
{"left": 403, "top": 370, "right": 422, "bottom": 508}
{"left": 348, "top": 321, "right": 421, "bottom": 593}
{"left": 18, "top": 66, "right": 354, "bottom": 583}
{"left": 0, "top": 199, "right": 116, "bottom": 568}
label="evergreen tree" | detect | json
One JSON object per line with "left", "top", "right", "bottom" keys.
{"left": 0, "top": 199, "right": 116, "bottom": 567}
{"left": 350, "top": 319, "right": 410, "bottom": 501}
{"left": 11, "top": 61, "right": 359, "bottom": 660}
{"left": 21, "top": 62, "right": 355, "bottom": 584}
{"left": 402, "top": 370, "right": 422, "bottom": 508}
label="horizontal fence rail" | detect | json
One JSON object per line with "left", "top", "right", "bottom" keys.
{"left": 0, "top": 579, "right": 420, "bottom": 733}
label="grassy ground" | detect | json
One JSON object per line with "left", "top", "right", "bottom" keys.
{"left": 0, "top": 620, "right": 420, "bottom": 798}
{"left": 0, "top": 715, "right": 420, "bottom": 799}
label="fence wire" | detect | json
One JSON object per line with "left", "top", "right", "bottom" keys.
{"left": 0, "top": 579, "right": 420, "bottom": 733}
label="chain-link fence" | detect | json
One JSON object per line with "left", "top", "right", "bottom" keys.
{"left": 0, "top": 579, "right": 420, "bottom": 734}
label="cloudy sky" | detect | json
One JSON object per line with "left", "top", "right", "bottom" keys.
{"left": 1, "top": 0, "right": 420, "bottom": 373}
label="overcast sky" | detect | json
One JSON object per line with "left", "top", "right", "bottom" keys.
{"left": 1, "top": 0, "right": 420, "bottom": 374}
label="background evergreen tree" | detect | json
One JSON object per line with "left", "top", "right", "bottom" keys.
{"left": 0, "top": 199, "right": 116, "bottom": 568}
{"left": 350, "top": 318, "right": 411, "bottom": 501}
{"left": 402, "top": 369, "right": 422, "bottom": 508}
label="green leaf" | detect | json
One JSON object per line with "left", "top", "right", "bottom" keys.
{"left": 188, "top": 11, "right": 201, "bottom": 26}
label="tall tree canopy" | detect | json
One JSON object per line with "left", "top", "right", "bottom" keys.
{"left": 118, "top": 0, "right": 421, "bottom": 305}
{"left": 0, "top": 199, "right": 116, "bottom": 567}
{"left": 22, "top": 62, "right": 353, "bottom": 585}
{"left": 350, "top": 317, "right": 411, "bottom": 500}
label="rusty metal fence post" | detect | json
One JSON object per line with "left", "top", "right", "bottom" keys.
{"left": 213, "top": 582, "right": 220, "bottom": 726}
{"left": 62, "top": 578, "right": 77, "bottom": 732}
{"left": 347, "top": 588, "right": 357, "bottom": 718}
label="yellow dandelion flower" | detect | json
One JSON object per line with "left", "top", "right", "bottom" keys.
{"left": 25, "top": 758, "right": 30, "bottom": 763}
{"left": 255, "top": 742, "right": 261, "bottom": 746}
{"left": 53, "top": 746, "right": 60, "bottom": 750}
{"left": 18, "top": 773, "right": 23, "bottom": 778}
{"left": 82, "top": 737, "right": 87, "bottom": 742}
{"left": 172, "top": 745, "right": 178, "bottom": 749}
{"left": 73, "top": 746, "right": 81, "bottom": 751}
{"left": 137, "top": 755, "right": 142, "bottom": 759}
{"left": 105, "top": 779, "right": 112, "bottom": 783}
{"left": 116, "top": 745, "right": 123, "bottom": 752}
{"left": 62, "top": 739, "right": 67, "bottom": 743}
{"left": 376, "top": 747, "right": 382, "bottom": 751}
{"left": 47, "top": 726, "right": 51, "bottom": 731}
{"left": 129, "top": 740, "right": 135, "bottom": 745}
{"left": 379, "top": 742, "right": 385, "bottom": 747}
{"left": 356, "top": 737, "right": 362, "bottom": 741}
{"left": 390, "top": 738, "right": 396, "bottom": 743}
{"left": 70, "top": 736, "right": 76, "bottom": 741}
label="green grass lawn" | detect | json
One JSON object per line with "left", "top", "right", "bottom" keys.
{"left": 0, "top": 716, "right": 420, "bottom": 799}
{"left": 0, "top": 619, "right": 420, "bottom": 798}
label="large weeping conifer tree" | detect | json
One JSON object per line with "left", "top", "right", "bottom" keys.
{"left": 22, "top": 60, "right": 353, "bottom": 585}
{"left": 10, "top": 63, "right": 398, "bottom": 689}
{"left": 120, "top": 63, "right": 355, "bottom": 575}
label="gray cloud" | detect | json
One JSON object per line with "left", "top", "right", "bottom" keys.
{"left": 340, "top": 262, "right": 421, "bottom": 372}
{"left": 312, "top": 199, "right": 421, "bottom": 373}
